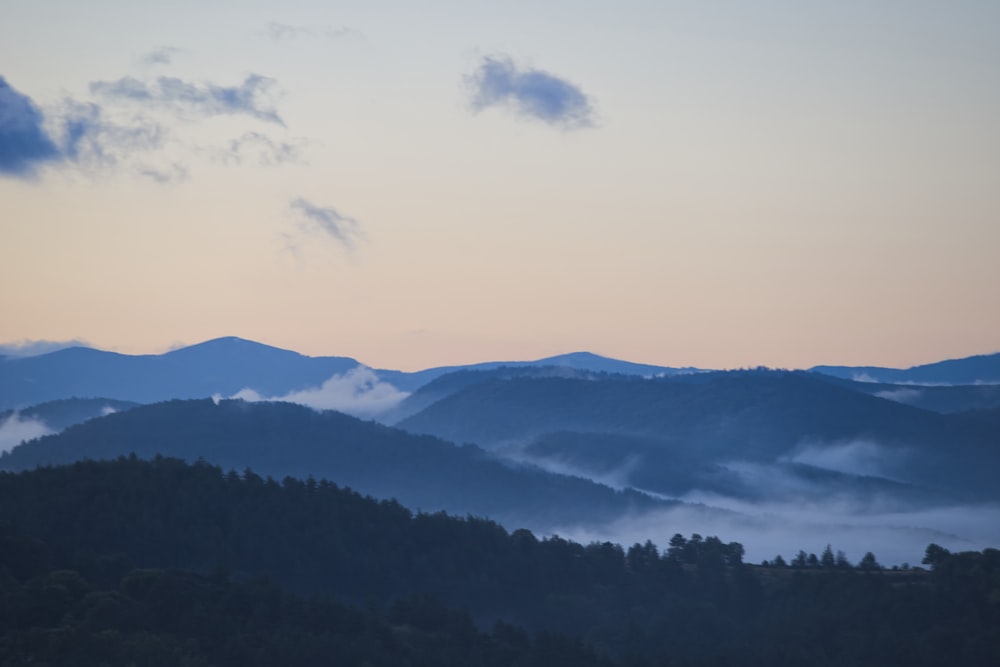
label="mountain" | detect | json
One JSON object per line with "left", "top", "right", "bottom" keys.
{"left": 0, "top": 397, "right": 139, "bottom": 430}
{"left": 0, "top": 337, "right": 698, "bottom": 412}
{"left": 0, "top": 337, "right": 362, "bottom": 410}
{"left": 396, "top": 369, "right": 1000, "bottom": 501}
{"left": 0, "top": 398, "right": 668, "bottom": 532}
{"left": 0, "top": 397, "right": 141, "bottom": 455}
{"left": 382, "top": 365, "right": 606, "bottom": 424}
{"left": 809, "top": 375, "right": 1000, "bottom": 414}
{"left": 811, "top": 352, "right": 1000, "bottom": 385}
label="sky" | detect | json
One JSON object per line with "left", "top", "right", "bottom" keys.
{"left": 2, "top": 0, "right": 998, "bottom": 371}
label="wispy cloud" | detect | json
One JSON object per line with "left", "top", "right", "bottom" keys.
{"left": 138, "top": 46, "right": 181, "bottom": 67}
{"left": 137, "top": 162, "right": 189, "bottom": 184}
{"left": 874, "top": 387, "right": 924, "bottom": 404}
{"left": 59, "top": 100, "right": 165, "bottom": 168}
{"left": 218, "top": 131, "right": 304, "bottom": 166}
{"left": 3, "top": 69, "right": 297, "bottom": 184}
{"left": 289, "top": 196, "right": 363, "bottom": 250}
{"left": 782, "top": 439, "right": 907, "bottom": 479}
{"left": 230, "top": 366, "right": 409, "bottom": 419}
{"left": 464, "top": 55, "right": 596, "bottom": 129}
{"left": 0, "top": 76, "right": 62, "bottom": 178}
{"left": 90, "top": 74, "right": 284, "bottom": 125}
{"left": 264, "top": 21, "right": 359, "bottom": 42}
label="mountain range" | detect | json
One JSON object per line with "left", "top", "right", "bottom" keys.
{"left": 5, "top": 336, "right": 998, "bottom": 413}
{"left": 2, "top": 336, "right": 999, "bottom": 563}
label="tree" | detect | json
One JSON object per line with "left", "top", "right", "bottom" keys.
{"left": 666, "top": 534, "right": 687, "bottom": 562}
{"left": 858, "top": 552, "right": 881, "bottom": 571}
{"left": 821, "top": 545, "right": 836, "bottom": 569}
{"left": 922, "top": 543, "right": 951, "bottom": 570}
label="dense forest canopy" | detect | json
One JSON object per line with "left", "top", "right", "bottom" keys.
{"left": 1, "top": 457, "right": 997, "bottom": 666}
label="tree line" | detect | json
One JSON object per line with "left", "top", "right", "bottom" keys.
{"left": 0, "top": 456, "right": 997, "bottom": 666}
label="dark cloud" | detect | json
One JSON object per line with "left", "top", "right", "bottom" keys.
{"left": 139, "top": 47, "right": 180, "bottom": 67}
{"left": 464, "top": 55, "right": 596, "bottom": 129}
{"left": 0, "top": 76, "right": 62, "bottom": 177}
{"left": 2, "top": 71, "right": 293, "bottom": 183}
{"left": 90, "top": 74, "right": 284, "bottom": 125}
{"left": 290, "top": 197, "right": 362, "bottom": 250}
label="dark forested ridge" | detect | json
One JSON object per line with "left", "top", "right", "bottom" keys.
{"left": 0, "top": 398, "right": 666, "bottom": 531}
{"left": 1, "top": 457, "right": 998, "bottom": 666}
{"left": 0, "top": 397, "right": 139, "bottom": 431}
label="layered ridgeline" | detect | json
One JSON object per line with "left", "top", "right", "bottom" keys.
{"left": 811, "top": 351, "right": 1000, "bottom": 385}
{"left": 0, "top": 337, "right": 694, "bottom": 412}
{"left": 0, "top": 398, "right": 665, "bottom": 532}
{"left": 0, "top": 457, "right": 997, "bottom": 667}
{"left": 3, "top": 338, "right": 1000, "bottom": 563}
{"left": 397, "top": 369, "right": 1000, "bottom": 502}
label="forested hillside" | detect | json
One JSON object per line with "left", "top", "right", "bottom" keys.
{"left": 0, "top": 399, "right": 664, "bottom": 530}
{"left": 1, "top": 457, "right": 997, "bottom": 666}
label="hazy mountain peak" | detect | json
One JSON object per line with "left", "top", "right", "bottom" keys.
{"left": 165, "top": 336, "right": 306, "bottom": 358}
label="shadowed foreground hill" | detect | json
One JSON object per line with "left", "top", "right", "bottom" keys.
{"left": 0, "top": 457, "right": 997, "bottom": 666}
{"left": 0, "top": 398, "right": 664, "bottom": 530}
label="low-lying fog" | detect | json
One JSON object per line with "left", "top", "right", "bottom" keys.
{"left": 549, "top": 496, "right": 1000, "bottom": 567}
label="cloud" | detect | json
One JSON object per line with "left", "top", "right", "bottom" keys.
{"left": 58, "top": 100, "right": 165, "bottom": 168}
{"left": 0, "top": 76, "right": 62, "bottom": 177}
{"left": 464, "top": 55, "right": 596, "bottom": 129}
{"left": 289, "top": 196, "right": 363, "bottom": 250}
{"left": 219, "top": 132, "right": 303, "bottom": 166}
{"left": 0, "top": 412, "right": 53, "bottom": 454}
{"left": 231, "top": 366, "right": 409, "bottom": 419}
{"left": 0, "top": 75, "right": 167, "bottom": 180}
{"left": 0, "top": 338, "right": 89, "bottom": 357}
{"left": 137, "top": 162, "right": 189, "bottom": 183}
{"left": 783, "top": 439, "right": 906, "bottom": 479}
{"left": 874, "top": 387, "right": 924, "bottom": 404}
{"left": 3, "top": 69, "right": 299, "bottom": 183}
{"left": 264, "top": 21, "right": 359, "bottom": 41}
{"left": 139, "top": 47, "right": 180, "bottom": 67}
{"left": 90, "top": 74, "right": 284, "bottom": 125}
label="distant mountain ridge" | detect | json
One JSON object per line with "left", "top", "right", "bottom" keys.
{"left": 397, "top": 369, "right": 1000, "bottom": 502}
{"left": 811, "top": 352, "right": 1000, "bottom": 385}
{"left": 0, "top": 336, "right": 697, "bottom": 411}
{"left": 0, "top": 337, "right": 361, "bottom": 410}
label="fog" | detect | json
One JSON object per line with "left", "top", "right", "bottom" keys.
{"left": 0, "top": 412, "right": 53, "bottom": 454}
{"left": 230, "top": 366, "right": 409, "bottom": 419}
{"left": 780, "top": 439, "right": 907, "bottom": 479}
{"left": 500, "top": 435, "right": 997, "bottom": 566}
{"left": 548, "top": 495, "right": 1000, "bottom": 567}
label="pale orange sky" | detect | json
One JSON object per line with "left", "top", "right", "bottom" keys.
{"left": 2, "top": 1, "right": 998, "bottom": 371}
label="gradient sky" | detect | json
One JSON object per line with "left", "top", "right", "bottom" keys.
{"left": 2, "top": 0, "right": 998, "bottom": 371}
